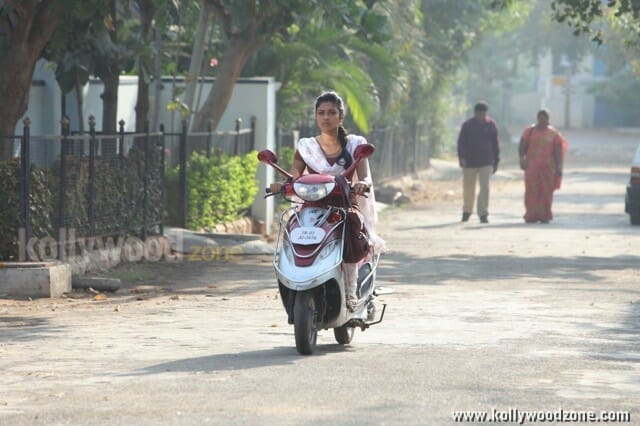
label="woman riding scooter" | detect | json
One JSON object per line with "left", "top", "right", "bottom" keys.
{"left": 270, "top": 90, "right": 386, "bottom": 311}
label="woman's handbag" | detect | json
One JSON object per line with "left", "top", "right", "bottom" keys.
{"left": 343, "top": 208, "right": 370, "bottom": 263}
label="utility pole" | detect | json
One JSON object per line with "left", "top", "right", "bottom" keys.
{"left": 562, "top": 55, "right": 572, "bottom": 129}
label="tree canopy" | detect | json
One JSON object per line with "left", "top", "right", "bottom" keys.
{"left": 2, "top": 0, "right": 638, "bottom": 161}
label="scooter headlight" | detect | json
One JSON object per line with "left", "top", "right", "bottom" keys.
{"left": 293, "top": 181, "right": 336, "bottom": 201}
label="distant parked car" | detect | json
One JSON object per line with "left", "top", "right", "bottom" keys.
{"left": 625, "top": 144, "right": 640, "bottom": 225}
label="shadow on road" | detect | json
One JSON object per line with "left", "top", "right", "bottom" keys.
{"left": 378, "top": 253, "right": 640, "bottom": 285}
{"left": 129, "top": 344, "right": 355, "bottom": 375}
{"left": 397, "top": 212, "right": 632, "bottom": 231}
{"left": 0, "top": 316, "right": 65, "bottom": 342}
{"left": 91, "top": 257, "right": 276, "bottom": 306}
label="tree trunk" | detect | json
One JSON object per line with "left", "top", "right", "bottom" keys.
{"left": 184, "top": 2, "right": 213, "bottom": 124}
{"left": 0, "top": 1, "right": 60, "bottom": 160}
{"left": 191, "top": 36, "right": 261, "bottom": 132}
{"left": 151, "top": 28, "right": 163, "bottom": 132}
{"left": 100, "top": 0, "right": 119, "bottom": 155}
{"left": 74, "top": 77, "right": 85, "bottom": 133}
{"left": 101, "top": 73, "right": 119, "bottom": 148}
{"left": 0, "top": 46, "right": 38, "bottom": 158}
{"left": 134, "top": 0, "right": 156, "bottom": 133}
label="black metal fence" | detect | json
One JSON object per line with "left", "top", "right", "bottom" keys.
{"left": 0, "top": 115, "right": 258, "bottom": 261}
{"left": 0, "top": 117, "right": 164, "bottom": 261}
{"left": 366, "top": 123, "right": 431, "bottom": 180}
{"left": 164, "top": 117, "right": 256, "bottom": 168}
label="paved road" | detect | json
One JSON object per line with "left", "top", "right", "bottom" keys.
{"left": 1, "top": 129, "right": 638, "bottom": 425}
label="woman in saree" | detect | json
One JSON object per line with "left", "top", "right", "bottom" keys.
{"left": 519, "top": 109, "right": 568, "bottom": 223}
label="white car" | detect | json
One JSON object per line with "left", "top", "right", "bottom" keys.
{"left": 625, "top": 144, "right": 640, "bottom": 225}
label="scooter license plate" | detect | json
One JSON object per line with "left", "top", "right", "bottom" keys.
{"left": 290, "top": 227, "right": 326, "bottom": 245}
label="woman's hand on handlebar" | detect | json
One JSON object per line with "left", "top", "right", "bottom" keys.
{"left": 269, "top": 182, "right": 284, "bottom": 193}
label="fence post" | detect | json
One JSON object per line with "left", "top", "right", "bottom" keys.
{"left": 88, "top": 115, "right": 96, "bottom": 236}
{"left": 250, "top": 116, "right": 256, "bottom": 151}
{"left": 118, "top": 120, "right": 126, "bottom": 236}
{"left": 206, "top": 121, "right": 212, "bottom": 158}
{"left": 59, "top": 117, "right": 70, "bottom": 231}
{"left": 159, "top": 124, "right": 166, "bottom": 237}
{"left": 142, "top": 120, "right": 150, "bottom": 241}
{"left": 179, "top": 119, "right": 188, "bottom": 228}
{"left": 234, "top": 117, "right": 242, "bottom": 156}
{"left": 20, "top": 117, "right": 31, "bottom": 261}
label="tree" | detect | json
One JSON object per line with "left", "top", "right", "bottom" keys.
{"left": 550, "top": 0, "right": 640, "bottom": 42}
{"left": 45, "top": 1, "right": 121, "bottom": 133}
{"left": 241, "top": 2, "right": 400, "bottom": 133}
{"left": 411, "top": 0, "right": 514, "bottom": 159}
{"left": 0, "top": 1, "right": 64, "bottom": 159}
{"left": 190, "top": 0, "right": 392, "bottom": 133}
{"left": 133, "top": 0, "right": 157, "bottom": 132}
{"left": 493, "top": 0, "right": 640, "bottom": 43}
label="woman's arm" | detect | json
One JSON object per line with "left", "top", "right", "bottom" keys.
{"left": 553, "top": 136, "right": 563, "bottom": 175}
{"left": 269, "top": 150, "right": 306, "bottom": 193}
{"left": 353, "top": 158, "right": 372, "bottom": 195}
{"left": 291, "top": 153, "right": 306, "bottom": 179}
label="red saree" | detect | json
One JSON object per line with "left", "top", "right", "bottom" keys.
{"left": 520, "top": 126, "right": 568, "bottom": 223}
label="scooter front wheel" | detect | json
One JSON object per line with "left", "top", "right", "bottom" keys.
{"left": 294, "top": 290, "right": 318, "bottom": 355}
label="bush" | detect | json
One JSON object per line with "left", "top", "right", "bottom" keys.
{"left": 165, "top": 151, "right": 259, "bottom": 230}
{"left": 0, "top": 160, "right": 55, "bottom": 260}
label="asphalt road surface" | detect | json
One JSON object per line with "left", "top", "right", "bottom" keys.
{"left": 1, "top": 129, "right": 638, "bottom": 425}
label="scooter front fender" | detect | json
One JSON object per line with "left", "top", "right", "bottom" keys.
{"left": 275, "top": 259, "right": 343, "bottom": 292}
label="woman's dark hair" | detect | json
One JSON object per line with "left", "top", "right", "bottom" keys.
{"left": 315, "top": 91, "right": 353, "bottom": 168}
{"left": 537, "top": 108, "right": 550, "bottom": 119}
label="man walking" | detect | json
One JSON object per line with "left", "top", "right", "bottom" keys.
{"left": 457, "top": 101, "right": 500, "bottom": 223}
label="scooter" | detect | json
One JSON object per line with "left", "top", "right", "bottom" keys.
{"left": 258, "top": 144, "right": 386, "bottom": 355}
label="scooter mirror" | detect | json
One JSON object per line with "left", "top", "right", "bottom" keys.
{"left": 258, "top": 149, "right": 293, "bottom": 179}
{"left": 353, "top": 144, "right": 375, "bottom": 160}
{"left": 258, "top": 150, "right": 278, "bottom": 164}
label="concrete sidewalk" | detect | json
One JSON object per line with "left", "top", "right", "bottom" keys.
{"left": 164, "top": 227, "right": 273, "bottom": 256}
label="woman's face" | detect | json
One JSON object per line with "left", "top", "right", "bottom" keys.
{"left": 537, "top": 113, "right": 550, "bottom": 127}
{"left": 316, "top": 101, "right": 342, "bottom": 133}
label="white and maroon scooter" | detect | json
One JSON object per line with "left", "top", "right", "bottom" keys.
{"left": 258, "top": 144, "right": 386, "bottom": 355}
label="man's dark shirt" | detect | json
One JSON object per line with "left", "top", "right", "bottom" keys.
{"left": 457, "top": 116, "right": 500, "bottom": 168}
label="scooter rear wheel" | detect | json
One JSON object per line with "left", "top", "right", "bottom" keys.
{"left": 294, "top": 290, "right": 317, "bottom": 355}
{"left": 333, "top": 325, "right": 355, "bottom": 345}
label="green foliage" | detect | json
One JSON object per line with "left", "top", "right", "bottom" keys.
{"left": 494, "top": 0, "right": 640, "bottom": 44}
{"left": 39, "top": 0, "right": 114, "bottom": 92}
{"left": 241, "top": 0, "right": 399, "bottom": 132}
{"left": 277, "top": 146, "right": 296, "bottom": 175}
{"left": 0, "top": 160, "right": 55, "bottom": 260}
{"left": 165, "top": 151, "right": 260, "bottom": 230}
{"left": 0, "top": 161, "right": 21, "bottom": 259}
